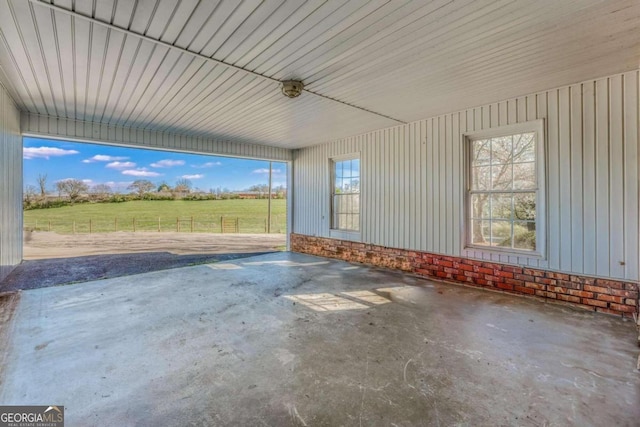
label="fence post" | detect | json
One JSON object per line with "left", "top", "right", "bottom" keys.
{"left": 176, "top": 218, "right": 180, "bottom": 232}
{"left": 220, "top": 216, "right": 223, "bottom": 233}
{"left": 265, "top": 218, "right": 267, "bottom": 233}
{"left": 48, "top": 220, "right": 51, "bottom": 232}
{"left": 133, "top": 217, "right": 136, "bottom": 232}
{"left": 236, "top": 217, "right": 239, "bottom": 233}
{"left": 89, "top": 219, "right": 92, "bottom": 234}
{"left": 191, "top": 216, "right": 194, "bottom": 233}
{"left": 158, "top": 217, "right": 161, "bottom": 232}
{"left": 114, "top": 217, "right": 118, "bottom": 232}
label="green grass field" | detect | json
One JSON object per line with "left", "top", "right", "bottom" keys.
{"left": 24, "top": 199, "right": 287, "bottom": 234}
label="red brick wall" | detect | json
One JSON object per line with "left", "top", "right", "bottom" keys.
{"left": 290, "top": 234, "right": 639, "bottom": 318}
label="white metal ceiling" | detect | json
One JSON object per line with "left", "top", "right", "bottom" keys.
{"left": 0, "top": 0, "right": 639, "bottom": 149}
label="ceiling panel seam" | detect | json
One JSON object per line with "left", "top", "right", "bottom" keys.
{"left": 0, "top": 34, "right": 33, "bottom": 111}
{"left": 28, "top": 1, "right": 60, "bottom": 117}
{"left": 49, "top": 6, "right": 69, "bottom": 118}
{"left": 29, "top": 0, "right": 406, "bottom": 125}
{"left": 7, "top": 1, "right": 51, "bottom": 115}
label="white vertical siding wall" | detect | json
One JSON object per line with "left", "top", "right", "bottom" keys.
{"left": 20, "top": 113, "right": 292, "bottom": 162}
{"left": 293, "top": 70, "right": 640, "bottom": 281}
{"left": 0, "top": 82, "right": 22, "bottom": 282}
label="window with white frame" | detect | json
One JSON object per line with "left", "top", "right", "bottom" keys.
{"left": 331, "top": 156, "right": 360, "bottom": 232}
{"left": 466, "top": 121, "right": 545, "bottom": 256}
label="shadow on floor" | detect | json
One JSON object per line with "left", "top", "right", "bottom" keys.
{"left": 0, "top": 251, "right": 275, "bottom": 292}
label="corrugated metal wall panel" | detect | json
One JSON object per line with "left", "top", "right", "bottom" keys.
{"left": 293, "top": 70, "right": 640, "bottom": 281}
{"left": 20, "top": 113, "right": 292, "bottom": 162}
{"left": 0, "top": 81, "right": 23, "bottom": 282}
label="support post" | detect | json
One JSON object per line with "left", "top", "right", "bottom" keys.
{"left": 267, "top": 161, "right": 272, "bottom": 233}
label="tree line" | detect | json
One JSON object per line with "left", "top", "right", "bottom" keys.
{"left": 24, "top": 175, "right": 287, "bottom": 210}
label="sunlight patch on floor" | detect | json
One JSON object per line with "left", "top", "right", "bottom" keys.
{"left": 285, "top": 289, "right": 393, "bottom": 312}
{"left": 242, "top": 260, "right": 330, "bottom": 267}
{"left": 341, "top": 290, "right": 390, "bottom": 305}
{"left": 207, "top": 263, "right": 243, "bottom": 270}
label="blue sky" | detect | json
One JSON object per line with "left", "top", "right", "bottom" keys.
{"left": 23, "top": 137, "right": 287, "bottom": 193}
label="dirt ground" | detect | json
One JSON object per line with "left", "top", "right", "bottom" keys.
{"left": 0, "top": 232, "right": 287, "bottom": 292}
{"left": 23, "top": 231, "right": 286, "bottom": 259}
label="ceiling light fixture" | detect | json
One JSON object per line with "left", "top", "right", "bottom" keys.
{"left": 281, "top": 80, "right": 304, "bottom": 98}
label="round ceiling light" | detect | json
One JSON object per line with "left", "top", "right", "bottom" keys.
{"left": 281, "top": 80, "right": 304, "bottom": 98}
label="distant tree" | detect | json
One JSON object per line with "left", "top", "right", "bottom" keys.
{"left": 274, "top": 184, "right": 287, "bottom": 199}
{"left": 24, "top": 185, "right": 37, "bottom": 203}
{"left": 174, "top": 178, "right": 192, "bottom": 194}
{"left": 91, "top": 183, "right": 112, "bottom": 200}
{"left": 247, "top": 184, "right": 269, "bottom": 193}
{"left": 157, "top": 181, "right": 171, "bottom": 192}
{"left": 56, "top": 179, "right": 89, "bottom": 202}
{"left": 36, "top": 173, "right": 48, "bottom": 198}
{"left": 128, "top": 180, "right": 155, "bottom": 198}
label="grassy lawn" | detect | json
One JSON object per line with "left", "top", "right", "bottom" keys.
{"left": 24, "top": 199, "right": 287, "bottom": 234}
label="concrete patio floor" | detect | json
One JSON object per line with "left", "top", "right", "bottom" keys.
{"left": 1, "top": 252, "right": 638, "bottom": 426}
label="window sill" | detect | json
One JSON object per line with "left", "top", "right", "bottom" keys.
{"left": 464, "top": 245, "right": 545, "bottom": 260}
{"left": 329, "top": 229, "right": 361, "bottom": 242}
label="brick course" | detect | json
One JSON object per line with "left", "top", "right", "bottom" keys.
{"left": 291, "top": 234, "right": 639, "bottom": 318}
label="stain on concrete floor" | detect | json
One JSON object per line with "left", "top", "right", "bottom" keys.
{"left": 0, "top": 291, "right": 20, "bottom": 386}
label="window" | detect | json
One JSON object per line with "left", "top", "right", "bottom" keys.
{"left": 466, "top": 121, "right": 545, "bottom": 256}
{"left": 331, "top": 157, "right": 360, "bottom": 231}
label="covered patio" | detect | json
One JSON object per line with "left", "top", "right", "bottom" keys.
{"left": 1, "top": 1, "right": 639, "bottom": 425}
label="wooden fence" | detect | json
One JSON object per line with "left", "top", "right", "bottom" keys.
{"left": 24, "top": 215, "right": 285, "bottom": 234}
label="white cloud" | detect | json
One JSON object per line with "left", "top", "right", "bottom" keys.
{"left": 24, "top": 147, "right": 79, "bottom": 160}
{"left": 106, "top": 161, "right": 136, "bottom": 169}
{"left": 191, "top": 161, "right": 222, "bottom": 168}
{"left": 82, "top": 154, "right": 129, "bottom": 163}
{"left": 181, "top": 174, "right": 204, "bottom": 180}
{"left": 252, "top": 168, "right": 282, "bottom": 174}
{"left": 150, "top": 159, "right": 185, "bottom": 168}
{"left": 122, "top": 168, "right": 161, "bottom": 177}
{"left": 82, "top": 179, "right": 93, "bottom": 184}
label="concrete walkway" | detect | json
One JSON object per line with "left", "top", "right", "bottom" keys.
{"left": 1, "top": 252, "right": 638, "bottom": 426}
